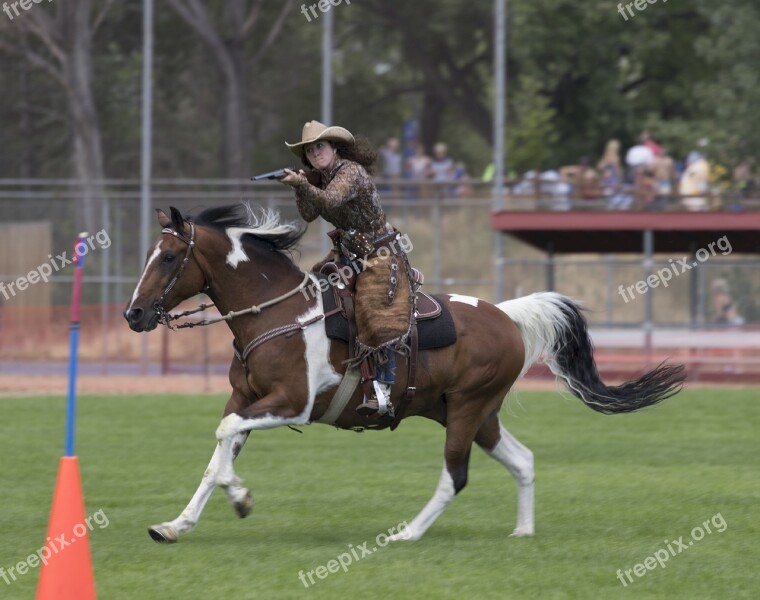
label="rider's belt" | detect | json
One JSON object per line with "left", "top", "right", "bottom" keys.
{"left": 372, "top": 229, "right": 404, "bottom": 254}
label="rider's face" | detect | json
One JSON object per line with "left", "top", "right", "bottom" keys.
{"left": 305, "top": 140, "right": 336, "bottom": 171}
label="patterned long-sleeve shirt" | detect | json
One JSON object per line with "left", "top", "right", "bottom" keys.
{"left": 293, "top": 159, "right": 389, "bottom": 239}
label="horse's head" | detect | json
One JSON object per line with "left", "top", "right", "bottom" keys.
{"left": 124, "top": 207, "right": 208, "bottom": 332}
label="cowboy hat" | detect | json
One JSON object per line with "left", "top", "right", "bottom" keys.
{"left": 285, "top": 120, "right": 355, "bottom": 159}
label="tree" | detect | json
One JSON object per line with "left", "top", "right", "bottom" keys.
{"left": 0, "top": 0, "right": 115, "bottom": 232}
{"left": 354, "top": 1, "right": 494, "bottom": 151}
{"left": 507, "top": 75, "right": 558, "bottom": 174}
{"left": 166, "top": 0, "right": 295, "bottom": 179}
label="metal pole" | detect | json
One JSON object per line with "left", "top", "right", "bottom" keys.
{"left": 66, "top": 234, "right": 88, "bottom": 457}
{"left": 433, "top": 189, "right": 442, "bottom": 293}
{"left": 689, "top": 241, "right": 698, "bottom": 327}
{"left": 320, "top": 7, "right": 334, "bottom": 256}
{"left": 140, "top": 0, "right": 153, "bottom": 270}
{"left": 100, "top": 195, "right": 110, "bottom": 374}
{"left": 140, "top": 0, "right": 154, "bottom": 373}
{"left": 545, "top": 241, "right": 555, "bottom": 291}
{"left": 606, "top": 253, "right": 614, "bottom": 324}
{"left": 643, "top": 229, "right": 654, "bottom": 369}
{"left": 492, "top": 0, "right": 507, "bottom": 301}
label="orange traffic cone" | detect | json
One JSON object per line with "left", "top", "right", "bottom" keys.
{"left": 36, "top": 456, "right": 96, "bottom": 599}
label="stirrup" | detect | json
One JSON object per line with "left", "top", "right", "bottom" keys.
{"left": 356, "top": 395, "right": 379, "bottom": 416}
{"left": 355, "top": 382, "right": 393, "bottom": 417}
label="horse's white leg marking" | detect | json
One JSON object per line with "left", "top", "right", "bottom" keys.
{"left": 388, "top": 464, "right": 455, "bottom": 542}
{"left": 484, "top": 423, "right": 535, "bottom": 537}
{"left": 148, "top": 431, "right": 248, "bottom": 542}
{"left": 127, "top": 240, "right": 162, "bottom": 310}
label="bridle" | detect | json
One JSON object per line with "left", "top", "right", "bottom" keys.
{"left": 154, "top": 223, "right": 198, "bottom": 328}
{"left": 153, "top": 222, "right": 311, "bottom": 331}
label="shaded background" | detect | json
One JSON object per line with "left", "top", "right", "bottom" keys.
{"left": 0, "top": 0, "right": 758, "bottom": 376}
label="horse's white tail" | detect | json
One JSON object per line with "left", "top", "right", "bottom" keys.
{"left": 497, "top": 292, "right": 685, "bottom": 414}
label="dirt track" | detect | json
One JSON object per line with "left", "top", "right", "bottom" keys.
{"left": 0, "top": 374, "right": 561, "bottom": 396}
{"left": 0, "top": 374, "right": 234, "bottom": 396}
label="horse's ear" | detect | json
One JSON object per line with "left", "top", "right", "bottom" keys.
{"left": 169, "top": 206, "right": 184, "bottom": 232}
{"left": 156, "top": 209, "right": 171, "bottom": 228}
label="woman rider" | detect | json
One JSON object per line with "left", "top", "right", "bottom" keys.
{"left": 279, "top": 121, "right": 415, "bottom": 417}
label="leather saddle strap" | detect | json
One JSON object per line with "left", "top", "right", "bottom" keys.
{"left": 316, "top": 367, "right": 362, "bottom": 424}
{"left": 390, "top": 321, "right": 418, "bottom": 431}
{"left": 341, "top": 293, "right": 357, "bottom": 359}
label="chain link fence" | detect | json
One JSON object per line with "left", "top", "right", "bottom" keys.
{"left": 1, "top": 179, "right": 759, "bottom": 378}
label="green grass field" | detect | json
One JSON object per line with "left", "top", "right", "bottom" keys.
{"left": 1, "top": 388, "right": 758, "bottom": 599}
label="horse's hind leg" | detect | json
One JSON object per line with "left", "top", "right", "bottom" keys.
{"left": 388, "top": 393, "right": 485, "bottom": 542}
{"left": 475, "top": 412, "right": 534, "bottom": 537}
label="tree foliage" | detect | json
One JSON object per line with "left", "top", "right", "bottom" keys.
{"left": 0, "top": 0, "right": 756, "bottom": 180}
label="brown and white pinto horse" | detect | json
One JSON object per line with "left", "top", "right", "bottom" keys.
{"left": 124, "top": 204, "right": 685, "bottom": 544}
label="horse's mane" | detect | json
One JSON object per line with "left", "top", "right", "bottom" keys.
{"left": 189, "top": 203, "right": 305, "bottom": 254}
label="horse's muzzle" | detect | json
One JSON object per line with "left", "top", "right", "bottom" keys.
{"left": 124, "top": 306, "right": 159, "bottom": 332}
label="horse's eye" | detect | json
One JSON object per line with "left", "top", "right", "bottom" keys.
{"left": 163, "top": 253, "right": 176, "bottom": 264}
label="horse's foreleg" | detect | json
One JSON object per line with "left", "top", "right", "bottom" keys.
{"left": 147, "top": 431, "right": 250, "bottom": 543}
{"left": 475, "top": 415, "right": 535, "bottom": 537}
{"left": 211, "top": 388, "right": 310, "bottom": 519}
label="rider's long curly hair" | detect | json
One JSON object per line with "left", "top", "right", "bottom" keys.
{"left": 301, "top": 136, "right": 378, "bottom": 176}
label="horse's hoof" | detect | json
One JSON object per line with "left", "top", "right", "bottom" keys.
{"left": 148, "top": 524, "right": 178, "bottom": 543}
{"left": 233, "top": 490, "right": 253, "bottom": 519}
{"left": 387, "top": 527, "right": 418, "bottom": 542}
{"left": 509, "top": 527, "right": 534, "bottom": 538}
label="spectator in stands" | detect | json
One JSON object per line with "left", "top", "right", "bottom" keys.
{"left": 733, "top": 157, "right": 755, "bottom": 200}
{"left": 625, "top": 134, "right": 655, "bottom": 184}
{"left": 598, "top": 139, "right": 623, "bottom": 192}
{"left": 406, "top": 142, "right": 432, "bottom": 199}
{"left": 379, "top": 137, "right": 403, "bottom": 197}
{"left": 598, "top": 139, "right": 633, "bottom": 210}
{"left": 428, "top": 142, "right": 455, "bottom": 182}
{"left": 641, "top": 130, "right": 663, "bottom": 157}
{"left": 452, "top": 161, "right": 473, "bottom": 198}
{"left": 579, "top": 157, "right": 601, "bottom": 200}
{"left": 559, "top": 157, "right": 599, "bottom": 203}
{"left": 711, "top": 278, "right": 744, "bottom": 326}
{"left": 407, "top": 142, "right": 432, "bottom": 179}
{"left": 679, "top": 150, "right": 710, "bottom": 210}
{"left": 652, "top": 148, "right": 676, "bottom": 209}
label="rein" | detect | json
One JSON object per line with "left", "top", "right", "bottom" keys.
{"left": 154, "top": 224, "right": 312, "bottom": 331}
